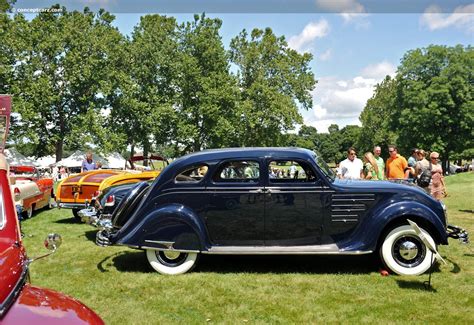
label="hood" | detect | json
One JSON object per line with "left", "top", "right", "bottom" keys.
{"left": 333, "top": 178, "right": 424, "bottom": 193}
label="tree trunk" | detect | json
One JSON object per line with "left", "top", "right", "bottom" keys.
{"left": 55, "top": 139, "right": 63, "bottom": 162}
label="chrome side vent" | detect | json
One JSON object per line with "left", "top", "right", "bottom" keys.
{"left": 331, "top": 194, "right": 375, "bottom": 223}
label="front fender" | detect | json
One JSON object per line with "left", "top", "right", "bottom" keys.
{"left": 116, "top": 204, "right": 209, "bottom": 251}
{"left": 340, "top": 201, "right": 448, "bottom": 252}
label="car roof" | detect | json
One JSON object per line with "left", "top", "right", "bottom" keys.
{"left": 169, "top": 147, "right": 316, "bottom": 169}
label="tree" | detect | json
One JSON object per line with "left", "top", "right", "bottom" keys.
{"left": 317, "top": 124, "right": 343, "bottom": 164}
{"left": 172, "top": 14, "right": 239, "bottom": 153}
{"left": 230, "top": 28, "right": 316, "bottom": 146}
{"left": 395, "top": 45, "right": 473, "bottom": 168}
{"left": 108, "top": 14, "right": 180, "bottom": 158}
{"left": 7, "top": 7, "right": 125, "bottom": 159}
{"left": 359, "top": 76, "right": 398, "bottom": 157}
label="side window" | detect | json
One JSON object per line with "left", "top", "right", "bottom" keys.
{"left": 214, "top": 161, "right": 260, "bottom": 182}
{"left": 175, "top": 165, "right": 208, "bottom": 183}
{"left": 268, "top": 160, "right": 317, "bottom": 183}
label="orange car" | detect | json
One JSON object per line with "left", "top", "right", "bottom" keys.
{"left": 55, "top": 155, "right": 166, "bottom": 220}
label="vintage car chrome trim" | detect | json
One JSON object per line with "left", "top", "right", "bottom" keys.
{"left": 140, "top": 245, "right": 200, "bottom": 253}
{"left": 57, "top": 202, "right": 86, "bottom": 210}
{"left": 0, "top": 263, "right": 28, "bottom": 317}
{"left": 204, "top": 245, "right": 373, "bottom": 255}
{"left": 144, "top": 240, "right": 175, "bottom": 249}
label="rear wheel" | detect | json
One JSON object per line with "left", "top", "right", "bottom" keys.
{"left": 146, "top": 249, "right": 198, "bottom": 275}
{"left": 23, "top": 206, "right": 33, "bottom": 219}
{"left": 72, "top": 209, "right": 81, "bottom": 221}
{"left": 380, "top": 225, "right": 436, "bottom": 275}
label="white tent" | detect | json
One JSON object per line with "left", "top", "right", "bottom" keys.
{"left": 54, "top": 150, "right": 107, "bottom": 168}
{"left": 4, "top": 148, "right": 38, "bottom": 167}
{"left": 105, "top": 152, "right": 126, "bottom": 169}
{"left": 34, "top": 155, "right": 56, "bottom": 168}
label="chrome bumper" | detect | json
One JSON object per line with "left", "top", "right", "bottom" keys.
{"left": 447, "top": 224, "right": 469, "bottom": 244}
{"left": 57, "top": 202, "right": 86, "bottom": 210}
{"left": 78, "top": 208, "right": 98, "bottom": 225}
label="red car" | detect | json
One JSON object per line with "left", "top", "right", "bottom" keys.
{"left": 0, "top": 153, "right": 104, "bottom": 324}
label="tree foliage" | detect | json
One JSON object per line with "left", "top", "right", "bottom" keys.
{"left": 5, "top": 7, "right": 125, "bottom": 160}
{"left": 230, "top": 28, "right": 316, "bottom": 146}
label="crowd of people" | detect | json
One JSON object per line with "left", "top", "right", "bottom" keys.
{"left": 337, "top": 145, "right": 448, "bottom": 200}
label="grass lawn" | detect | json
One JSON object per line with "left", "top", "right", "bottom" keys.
{"left": 22, "top": 173, "right": 474, "bottom": 324}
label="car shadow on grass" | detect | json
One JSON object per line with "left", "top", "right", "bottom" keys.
{"left": 396, "top": 279, "right": 437, "bottom": 292}
{"left": 107, "top": 251, "right": 380, "bottom": 275}
{"left": 99, "top": 251, "right": 152, "bottom": 273}
{"left": 54, "top": 215, "right": 80, "bottom": 224}
{"left": 194, "top": 254, "right": 380, "bottom": 274}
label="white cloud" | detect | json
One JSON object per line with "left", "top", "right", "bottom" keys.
{"left": 319, "top": 49, "right": 332, "bottom": 61}
{"left": 360, "top": 61, "right": 396, "bottom": 79}
{"left": 420, "top": 4, "right": 474, "bottom": 32}
{"left": 288, "top": 20, "right": 330, "bottom": 53}
{"left": 304, "top": 60, "right": 395, "bottom": 132}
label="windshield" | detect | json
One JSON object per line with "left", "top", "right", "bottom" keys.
{"left": 312, "top": 152, "right": 335, "bottom": 182}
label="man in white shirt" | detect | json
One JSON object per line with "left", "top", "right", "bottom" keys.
{"left": 338, "top": 147, "right": 363, "bottom": 180}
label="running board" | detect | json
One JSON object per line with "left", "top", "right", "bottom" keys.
{"left": 204, "top": 245, "right": 372, "bottom": 255}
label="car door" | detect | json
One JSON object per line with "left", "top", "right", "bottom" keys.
{"left": 206, "top": 159, "right": 265, "bottom": 246}
{"left": 264, "top": 159, "right": 325, "bottom": 246}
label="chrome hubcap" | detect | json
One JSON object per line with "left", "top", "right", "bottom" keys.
{"left": 163, "top": 251, "right": 181, "bottom": 260}
{"left": 399, "top": 241, "right": 418, "bottom": 260}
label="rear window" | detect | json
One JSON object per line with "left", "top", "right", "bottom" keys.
{"left": 175, "top": 165, "right": 209, "bottom": 183}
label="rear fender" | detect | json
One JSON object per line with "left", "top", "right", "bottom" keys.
{"left": 116, "top": 204, "right": 208, "bottom": 251}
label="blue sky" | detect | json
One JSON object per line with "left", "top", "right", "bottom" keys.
{"left": 12, "top": 1, "right": 474, "bottom": 132}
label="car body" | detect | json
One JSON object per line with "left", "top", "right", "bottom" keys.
{"left": 10, "top": 166, "right": 54, "bottom": 219}
{"left": 96, "top": 148, "right": 468, "bottom": 276}
{"left": 55, "top": 155, "right": 166, "bottom": 219}
{"left": 0, "top": 154, "right": 104, "bottom": 324}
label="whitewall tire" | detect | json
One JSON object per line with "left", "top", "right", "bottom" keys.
{"left": 380, "top": 225, "right": 436, "bottom": 276}
{"left": 146, "top": 250, "right": 198, "bottom": 275}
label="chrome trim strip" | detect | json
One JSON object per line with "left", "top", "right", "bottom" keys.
{"left": 204, "top": 245, "right": 372, "bottom": 255}
{"left": 144, "top": 240, "right": 175, "bottom": 249}
{"left": 332, "top": 198, "right": 375, "bottom": 202}
{"left": 331, "top": 219, "right": 359, "bottom": 223}
{"left": 140, "top": 245, "right": 200, "bottom": 253}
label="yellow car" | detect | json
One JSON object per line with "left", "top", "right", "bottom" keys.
{"left": 56, "top": 155, "right": 166, "bottom": 219}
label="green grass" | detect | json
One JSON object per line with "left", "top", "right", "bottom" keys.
{"left": 22, "top": 173, "right": 474, "bottom": 324}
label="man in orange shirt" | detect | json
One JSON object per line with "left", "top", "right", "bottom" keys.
{"left": 386, "top": 145, "right": 408, "bottom": 179}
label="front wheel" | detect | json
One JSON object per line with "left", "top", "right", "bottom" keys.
{"left": 380, "top": 224, "right": 436, "bottom": 275}
{"left": 146, "top": 250, "right": 198, "bottom": 275}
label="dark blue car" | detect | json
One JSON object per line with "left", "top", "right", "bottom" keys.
{"left": 96, "top": 148, "right": 467, "bottom": 275}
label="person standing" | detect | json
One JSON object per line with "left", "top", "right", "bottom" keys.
{"left": 386, "top": 145, "right": 408, "bottom": 179}
{"left": 429, "top": 152, "right": 447, "bottom": 200}
{"left": 362, "top": 152, "right": 379, "bottom": 180}
{"left": 415, "top": 149, "right": 430, "bottom": 193}
{"left": 407, "top": 148, "right": 418, "bottom": 179}
{"left": 81, "top": 152, "right": 97, "bottom": 172}
{"left": 337, "top": 147, "right": 363, "bottom": 180}
{"left": 373, "top": 146, "right": 385, "bottom": 180}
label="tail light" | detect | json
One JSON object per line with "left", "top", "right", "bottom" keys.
{"left": 14, "top": 187, "right": 20, "bottom": 199}
{"left": 105, "top": 195, "right": 115, "bottom": 207}
{"left": 93, "top": 190, "right": 101, "bottom": 198}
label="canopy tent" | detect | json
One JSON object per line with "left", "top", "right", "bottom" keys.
{"left": 4, "top": 148, "right": 38, "bottom": 167}
{"left": 33, "top": 155, "right": 56, "bottom": 168}
{"left": 105, "top": 152, "right": 127, "bottom": 169}
{"left": 53, "top": 150, "right": 107, "bottom": 168}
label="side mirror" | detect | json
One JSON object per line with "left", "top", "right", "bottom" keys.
{"left": 44, "top": 233, "right": 62, "bottom": 251}
{"left": 29, "top": 233, "right": 62, "bottom": 263}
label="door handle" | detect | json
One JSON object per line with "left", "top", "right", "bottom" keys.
{"left": 267, "top": 189, "right": 281, "bottom": 194}
{"left": 249, "top": 189, "right": 264, "bottom": 193}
